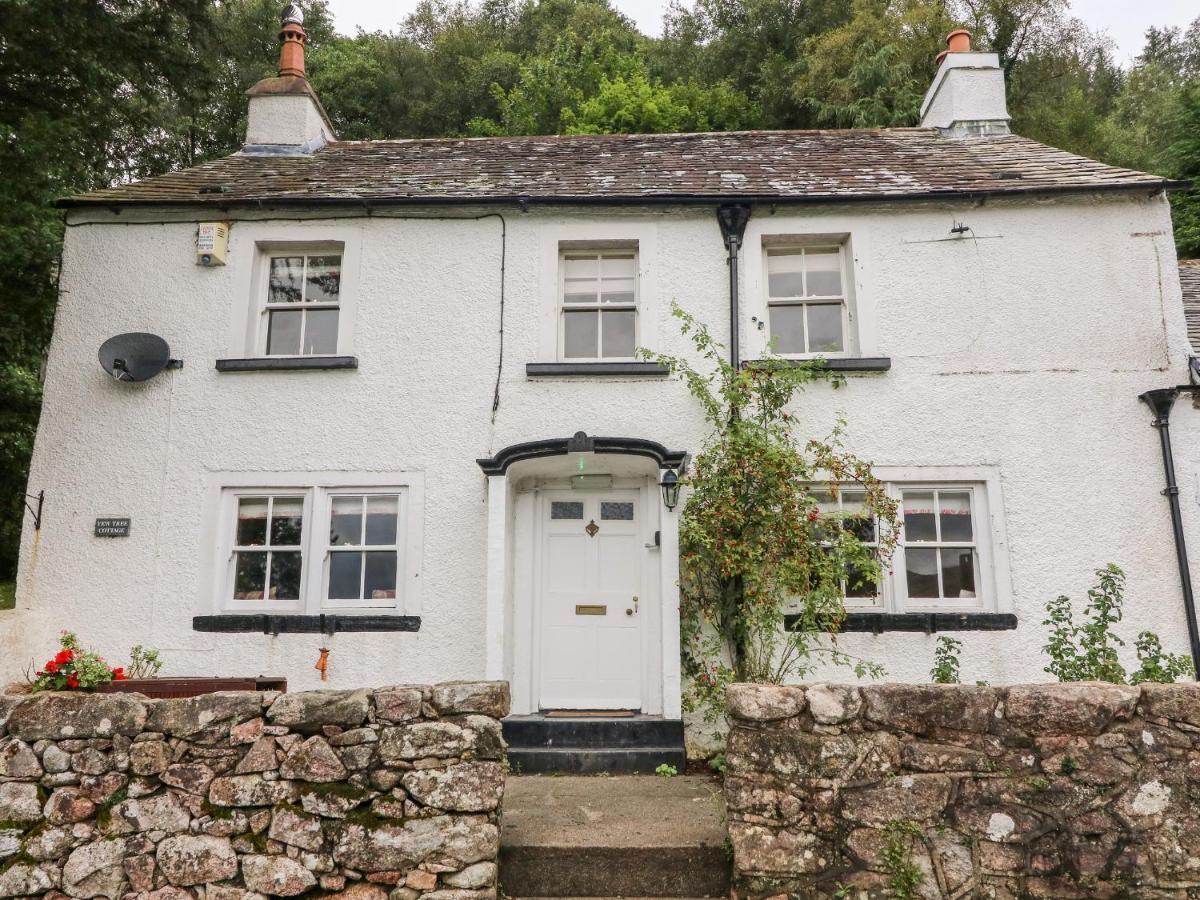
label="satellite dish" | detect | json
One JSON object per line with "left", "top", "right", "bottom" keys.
{"left": 98, "top": 333, "right": 181, "bottom": 383}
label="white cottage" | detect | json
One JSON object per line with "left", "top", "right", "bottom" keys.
{"left": 6, "top": 12, "right": 1199, "bottom": 765}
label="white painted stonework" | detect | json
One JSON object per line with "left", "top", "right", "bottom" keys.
{"left": 4, "top": 189, "right": 1196, "bottom": 724}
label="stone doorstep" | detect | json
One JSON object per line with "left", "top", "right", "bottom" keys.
{"left": 500, "top": 775, "right": 731, "bottom": 898}
{"left": 502, "top": 715, "right": 687, "bottom": 775}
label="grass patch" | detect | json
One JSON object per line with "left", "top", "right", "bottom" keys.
{"left": 0, "top": 582, "right": 14, "bottom": 611}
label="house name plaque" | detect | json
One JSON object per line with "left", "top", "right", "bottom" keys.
{"left": 94, "top": 517, "right": 131, "bottom": 537}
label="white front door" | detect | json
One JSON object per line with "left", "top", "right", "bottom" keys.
{"left": 537, "top": 490, "right": 645, "bottom": 710}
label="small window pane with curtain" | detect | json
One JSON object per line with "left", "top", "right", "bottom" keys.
{"left": 766, "top": 247, "right": 846, "bottom": 355}
{"left": 326, "top": 494, "right": 401, "bottom": 606}
{"left": 561, "top": 251, "right": 638, "bottom": 359}
{"left": 231, "top": 495, "right": 304, "bottom": 602}
{"left": 264, "top": 254, "right": 342, "bottom": 356}
{"left": 901, "top": 489, "right": 978, "bottom": 603}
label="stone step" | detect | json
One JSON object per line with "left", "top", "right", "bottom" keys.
{"left": 503, "top": 715, "right": 686, "bottom": 775}
{"left": 503, "top": 715, "right": 685, "bottom": 749}
{"left": 507, "top": 746, "right": 687, "bottom": 775}
{"left": 500, "top": 775, "right": 730, "bottom": 899}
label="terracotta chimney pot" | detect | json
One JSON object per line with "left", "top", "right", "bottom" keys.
{"left": 278, "top": 11, "right": 307, "bottom": 78}
{"left": 946, "top": 29, "right": 972, "bottom": 53}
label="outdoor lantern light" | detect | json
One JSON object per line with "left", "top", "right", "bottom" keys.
{"left": 660, "top": 469, "right": 680, "bottom": 510}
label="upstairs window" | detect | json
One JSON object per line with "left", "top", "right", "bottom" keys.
{"left": 262, "top": 253, "right": 342, "bottom": 356}
{"left": 560, "top": 250, "right": 638, "bottom": 360}
{"left": 765, "top": 246, "right": 847, "bottom": 355}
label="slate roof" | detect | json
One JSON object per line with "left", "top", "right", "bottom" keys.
{"left": 61, "top": 128, "right": 1177, "bottom": 208}
{"left": 1182, "top": 261, "right": 1200, "bottom": 349}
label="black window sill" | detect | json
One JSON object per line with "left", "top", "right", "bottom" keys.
{"left": 747, "top": 357, "right": 891, "bottom": 373}
{"left": 193, "top": 614, "right": 419, "bottom": 634}
{"left": 784, "top": 612, "right": 1016, "bottom": 633}
{"left": 526, "top": 362, "right": 669, "bottom": 377}
{"left": 215, "top": 356, "right": 359, "bottom": 372}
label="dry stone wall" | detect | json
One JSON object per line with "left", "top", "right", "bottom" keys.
{"left": 0, "top": 682, "right": 508, "bottom": 899}
{"left": 725, "top": 682, "right": 1200, "bottom": 899}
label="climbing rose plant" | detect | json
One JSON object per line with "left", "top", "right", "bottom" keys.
{"left": 643, "top": 305, "right": 898, "bottom": 719}
{"left": 31, "top": 631, "right": 125, "bottom": 691}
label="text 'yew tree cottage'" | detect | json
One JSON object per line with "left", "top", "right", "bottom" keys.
{"left": 6, "top": 9, "right": 1199, "bottom": 754}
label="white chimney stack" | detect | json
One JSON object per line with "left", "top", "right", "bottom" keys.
{"left": 243, "top": 4, "right": 336, "bottom": 154}
{"left": 919, "top": 30, "right": 1011, "bottom": 136}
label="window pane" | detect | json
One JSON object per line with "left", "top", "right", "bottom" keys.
{"left": 903, "top": 492, "right": 937, "bottom": 542}
{"left": 270, "top": 551, "right": 303, "bottom": 601}
{"left": 905, "top": 547, "right": 940, "bottom": 598}
{"left": 328, "top": 552, "right": 362, "bottom": 600}
{"left": 807, "top": 304, "right": 844, "bottom": 352}
{"left": 600, "top": 501, "right": 634, "bottom": 520}
{"left": 236, "top": 498, "right": 268, "bottom": 546}
{"left": 365, "top": 495, "right": 399, "bottom": 545}
{"left": 364, "top": 551, "right": 398, "bottom": 600}
{"left": 270, "top": 498, "right": 304, "bottom": 546}
{"left": 563, "top": 257, "right": 598, "bottom": 279}
{"left": 769, "top": 305, "right": 806, "bottom": 354}
{"left": 267, "top": 310, "right": 302, "bottom": 355}
{"left": 564, "top": 310, "right": 599, "bottom": 358}
{"left": 551, "top": 501, "right": 584, "bottom": 520}
{"left": 941, "top": 548, "right": 977, "bottom": 599}
{"left": 805, "top": 250, "right": 843, "bottom": 296}
{"left": 600, "top": 278, "right": 635, "bottom": 304}
{"left": 268, "top": 257, "right": 304, "bottom": 303}
{"left": 767, "top": 251, "right": 804, "bottom": 297}
{"left": 305, "top": 256, "right": 341, "bottom": 304}
{"left": 303, "top": 309, "right": 339, "bottom": 354}
{"left": 330, "top": 496, "right": 363, "bottom": 546}
{"left": 601, "top": 309, "right": 636, "bottom": 357}
{"left": 939, "top": 492, "right": 974, "bottom": 542}
{"left": 600, "top": 255, "right": 636, "bottom": 278}
{"left": 846, "top": 564, "right": 878, "bottom": 598}
{"left": 233, "top": 551, "right": 267, "bottom": 599}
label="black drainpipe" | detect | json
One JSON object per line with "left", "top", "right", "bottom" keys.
{"left": 716, "top": 205, "right": 751, "bottom": 369}
{"left": 1139, "top": 387, "right": 1200, "bottom": 675}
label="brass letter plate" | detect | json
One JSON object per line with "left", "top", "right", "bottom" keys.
{"left": 575, "top": 604, "right": 607, "bottom": 616}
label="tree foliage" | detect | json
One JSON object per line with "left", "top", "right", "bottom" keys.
{"left": 1, "top": 0, "right": 1199, "bottom": 578}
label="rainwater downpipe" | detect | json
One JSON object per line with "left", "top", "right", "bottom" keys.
{"left": 717, "top": 205, "right": 752, "bottom": 369}
{"left": 1139, "top": 386, "right": 1200, "bottom": 675}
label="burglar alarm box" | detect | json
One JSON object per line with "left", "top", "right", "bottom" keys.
{"left": 196, "top": 223, "right": 229, "bottom": 266}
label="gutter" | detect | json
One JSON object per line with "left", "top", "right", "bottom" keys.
{"left": 1139, "top": 386, "right": 1200, "bottom": 676}
{"left": 55, "top": 179, "right": 1186, "bottom": 211}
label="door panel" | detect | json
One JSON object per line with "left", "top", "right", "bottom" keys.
{"left": 538, "top": 490, "right": 644, "bottom": 710}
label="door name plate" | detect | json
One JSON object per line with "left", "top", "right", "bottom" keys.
{"left": 575, "top": 604, "right": 606, "bottom": 616}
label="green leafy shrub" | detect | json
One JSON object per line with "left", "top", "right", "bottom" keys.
{"left": 642, "top": 305, "right": 897, "bottom": 720}
{"left": 1043, "top": 564, "right": 1193, "bottom": 684}
{"left": 930, "top": 636, "right": 962, "bottom": 684}
{"left": 128, "top": 645, "right": 163, "bottom": 679}
{"left": 655, "top": 763, "right": 678, "bottom": 777}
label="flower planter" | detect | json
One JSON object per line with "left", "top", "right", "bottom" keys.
{"left": 96, "top": 676, "right": 286, "bottom": 698}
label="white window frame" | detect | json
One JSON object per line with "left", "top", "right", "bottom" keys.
{"left": 762, "top": 243, "right": 852, "bottom": 358}
{"left": 254, "top": 245, "right": 346, "bottom": 358}
{"left": 535, "top": 224, "right": 659, "bottom": 364}
{"left": 803, "top": 469, "right": 1010, "bottom": 615}
{"left": 207, "top": 471, "right": 424, "bottom": 616}
{"left": 889, "top": 482, "right": 992, "bottom": 614}
{"left": 223, "top": 490, "right": 313, "bottom": 614}
{"left": 557, "top": 248, "right": 640, "bottom": 361}
{"left": 316, "top": 488, "right": 408, "bottom": 610}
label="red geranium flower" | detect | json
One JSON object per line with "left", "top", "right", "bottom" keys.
{"left": 111, "top": 668, "right": 126, "bottom": 681}
{"left": 54, "top": 649, "right": 74, "bottom": 665}
{"left": 44, "top": 660, "right": 58, "bottom": 674}
{"left": 66, "top": 673, "right": 80, "bottom": 689}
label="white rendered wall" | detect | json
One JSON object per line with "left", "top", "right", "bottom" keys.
{"left": 245, "top": 94, "right": 331, "bottom": 147}
{"left": 919, "top": 53, "right": 1010, "bottom": 129}
{"left": 6, "top": 193, "right": 1194, "bottom": 703}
